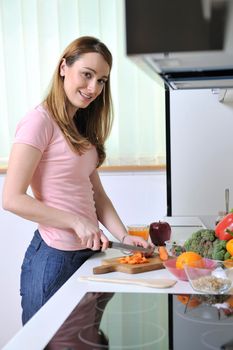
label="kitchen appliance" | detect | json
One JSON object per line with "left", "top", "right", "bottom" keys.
{"left": 166, "top": 89, "right": 233, "bottom": 217}
{"left": 125, "top": 0, "right": 233, "bottom": 89}
{"left": 44, "top": 292, "right": 233, "bottom": 349}
{"left": 125, "top": 0, "right": 233, "bottom": 217}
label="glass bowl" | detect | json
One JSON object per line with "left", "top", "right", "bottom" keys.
{"left": 165, "top": 239, "right": 186, "bottom": 257}
{"left": 163, "top": 258, "right": 218, "bottom": 282}
{"left": 184, "top": 260, "right": 233, "bottom": 294}
{"left": 163, "top": 258, "right": 189, "bottom": 281}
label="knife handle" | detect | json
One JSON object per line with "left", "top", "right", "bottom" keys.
{"left": 93, "top": 264, "right": 116, "bottom": 274}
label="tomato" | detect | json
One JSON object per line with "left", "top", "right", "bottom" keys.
{"left": 226, "top": 238, "right": 233, "bottom": 256}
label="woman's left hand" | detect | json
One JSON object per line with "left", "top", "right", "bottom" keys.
{"left": 122, "top": 235, "right": 155, "bottom": 257}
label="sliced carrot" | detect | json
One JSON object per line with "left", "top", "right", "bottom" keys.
{"left": 158, "top": 246, "right": 168, "bottom": 261}
{"left": 117, "top": 252, "right": 149, "bottom": 264}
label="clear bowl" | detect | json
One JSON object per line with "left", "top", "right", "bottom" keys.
{"left": 165, "top": 239, "right": 186, "bottom": 257}
{"left": 184, "top": 260, "right": 233, "bottom": 294}
{"left": 163, "top": 258, "right": 188, "bottom": 281}
{"left": 163, "top": 257, "right": 220, "bottom": 282}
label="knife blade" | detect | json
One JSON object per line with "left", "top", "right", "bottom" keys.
{"left": 108, "top": 240, "right": 151, "bottom": 253}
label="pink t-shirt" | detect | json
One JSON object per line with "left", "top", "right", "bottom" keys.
{"left": 14, "top": 105, "right": 99, "bottom": 250}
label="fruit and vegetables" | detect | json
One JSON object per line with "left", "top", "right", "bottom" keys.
{"left": 165, "top": 240, "right": 186, "bottom": 257}
{"left": 118, "top": 252, "right": 149, "bottom": 265}
{"left": 149, "top": 221, "right": 171, "bottom": 246}
{"left": 184, "top": 229, "right": 231, "bottom": 261}
{"left": 176, "top": 294, "right": 233, "bottom": 317}
{"left": 176, "top": 294, "right": 201, "bottom": 308}
{"left": 152, "top": 213, "right": 233, "bottom": 261}
{"left": 226, "top": 238, "right": 233, "bottom": 256}
{"left": 171, "top": 243, "right": 185, "bottom": 256}
{"left": 158, "top": 246, "right": 168, "bottom": 261}
{"left": 212, "top": 239, "right": 231, "bottom": 260}
{"left": 215, "top": 212, "right": 233, "bottom": 241}
{"left": 175, "top": 252, "right": 204, "bottom": 269}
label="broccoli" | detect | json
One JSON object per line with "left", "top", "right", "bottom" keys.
{"left": 212, "top": 239, "right": 227, "bottom": 260}
{"left": 224, "top": 251, "right": 231, "bottom": 260}
{"left": 184, "top": 229, "right": 216, "bottom": 258}
{"left": 184, "top": 229, "right": 231, "bottom": 260}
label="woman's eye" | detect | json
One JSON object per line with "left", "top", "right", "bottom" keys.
{"left": 98, "top": 79, "right": 107, "bottom": 85}
{"left": 83, "top": 72, "right": 92, "bottom": 79}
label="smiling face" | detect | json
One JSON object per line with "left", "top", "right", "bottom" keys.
{"left": 60, "top": 52, "right": 110, "bottom": 118}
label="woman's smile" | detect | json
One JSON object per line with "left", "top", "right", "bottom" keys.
{"left": 79, "top": 90, "right": 93, "bottom": 100}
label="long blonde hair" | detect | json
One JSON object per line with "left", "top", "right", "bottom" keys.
{"left": 44, "top": 36, "right": 113, "bottom": 167}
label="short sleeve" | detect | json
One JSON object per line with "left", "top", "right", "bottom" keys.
{"left": 14, "top": 106, "right": 54, "bottom": 153}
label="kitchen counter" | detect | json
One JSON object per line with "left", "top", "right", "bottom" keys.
{"left": 2, "top": 217, "right": 220, "bottom": 350}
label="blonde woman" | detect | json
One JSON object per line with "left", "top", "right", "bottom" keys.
{"left": 2, "top": 36, "right": 153, "bottom": 325}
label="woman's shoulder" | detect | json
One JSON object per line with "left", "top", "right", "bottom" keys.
{"left": 22, "top": 104, "right": 53, "bottom": 126}
{"left": 16, "top": 104, "right": 55, "bottom": 134}
{"left": 14, "top": 104, "right": 55, "bottom": 150}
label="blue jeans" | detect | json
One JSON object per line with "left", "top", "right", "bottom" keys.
{"left": 20, "top": 230, "right": 96, "bottom": 325}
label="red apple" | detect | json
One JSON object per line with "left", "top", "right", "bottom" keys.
{"left": 149, "top": 221, "right": 171, "bottom": 246}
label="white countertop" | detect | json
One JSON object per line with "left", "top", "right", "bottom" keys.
{"left": 2, "top": 217, "right": 216, "bottom": 350}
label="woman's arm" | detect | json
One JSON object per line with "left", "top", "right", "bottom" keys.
{"left": 90, "top": 169, "right": 127, "bottom": 242}
{"left": 90, "top": 170, "right": 152, "bottom": 249}
{"left": 2, "top": 143, "right": 106, "bottom": 249}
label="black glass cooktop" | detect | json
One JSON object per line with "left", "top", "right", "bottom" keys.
{"left": 44, "top": 292, "right": 233, "bottom": 350}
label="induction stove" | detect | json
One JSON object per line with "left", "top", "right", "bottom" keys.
{"left": 44, "top": 292, "right": 233, "bottom": 350}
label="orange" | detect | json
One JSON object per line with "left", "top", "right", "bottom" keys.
{"left": 176, "top": 251, "right": 204, "bottom": 270}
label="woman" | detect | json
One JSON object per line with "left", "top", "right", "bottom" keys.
{"left": 2, "top": 36, "right": 152, "bottom": 325}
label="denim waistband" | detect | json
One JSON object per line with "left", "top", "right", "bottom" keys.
{"left": 30, "top": 230, "right": 43, "bottom": 251}
{"left": 30, "top": 229, "right": 96, "bottom": 256}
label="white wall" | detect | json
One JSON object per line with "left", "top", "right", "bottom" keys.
{"left": 0, "top": 171, "right": 166, "bottom": 348}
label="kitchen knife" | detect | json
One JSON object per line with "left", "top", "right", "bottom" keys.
{"left": 107, "top": 240, "right": 152, "bottom": 253}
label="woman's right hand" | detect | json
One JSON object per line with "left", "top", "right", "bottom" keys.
{"left": 72, "top": 216, "right": 109, "bottom": 251}
{"left": 122, "top": 234, "right": 155, "bottom": 257}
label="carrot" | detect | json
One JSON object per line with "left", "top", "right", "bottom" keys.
{"left": 117, "top": 252, "right": 149, "bottom": 264}
{"left": 158, "top": 246, "right": 168, "bottom": 261}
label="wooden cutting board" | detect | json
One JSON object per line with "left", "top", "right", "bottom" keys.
{"left": 93, "top": 254, "right": 165, "bottom": 274}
